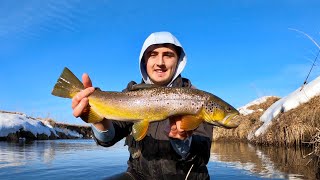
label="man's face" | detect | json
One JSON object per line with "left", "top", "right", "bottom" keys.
{"left": 144, "top": 45, "right": 179, "bottom": 86}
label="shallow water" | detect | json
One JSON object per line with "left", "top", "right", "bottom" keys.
{"left": 0, "top": 139, "right": 318, "bottom": 179}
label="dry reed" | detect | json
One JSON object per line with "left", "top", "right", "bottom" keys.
{"left": 253, "top": 95, "right": 320, "bottom": 147}
{"left": 212, "top": 96, "right": 280, "bottom": 142}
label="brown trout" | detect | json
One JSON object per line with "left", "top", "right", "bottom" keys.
{"left": 52, "top": 67, "right": 239, "bottom": 141}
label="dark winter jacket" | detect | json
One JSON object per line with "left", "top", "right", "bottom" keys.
{"left": 92, "top": 76, "right": 213, "bottom": 180}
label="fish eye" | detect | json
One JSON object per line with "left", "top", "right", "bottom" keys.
{"left": 225, "top": 107, "right": 232, "bottom": 112}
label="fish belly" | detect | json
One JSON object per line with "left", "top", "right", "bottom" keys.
{"left": 89, "top": 96, "right": 200, "bottom": 122}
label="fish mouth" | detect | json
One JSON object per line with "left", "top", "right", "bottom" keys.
{"left": 221, "top": 113, "right": 239, "bottom": 128}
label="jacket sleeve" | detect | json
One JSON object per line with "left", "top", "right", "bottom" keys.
{"left": 179, "top": 123, "right": 213, "bottom": 166}
{"left": 92, "top": 120, "right": 133, "bottom": 147}
{"left": 91, "top": 121, "right": 115, "bottom": 142}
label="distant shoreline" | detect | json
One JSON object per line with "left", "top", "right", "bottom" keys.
{"left": 0, "top": 110, "right": 92, "bottom": 142}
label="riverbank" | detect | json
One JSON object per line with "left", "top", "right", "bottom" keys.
{"left": 0, "top": 110, "right": 91, "bottom": 142}
{"left": 213, "top": 75, "right": 320, "bottom": 164}
{"left": 213, "top": 95, "right": 320, "bottom": 146}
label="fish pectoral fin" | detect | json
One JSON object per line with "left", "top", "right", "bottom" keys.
{"left": 180, "top": 115, "right": 203, "bottom": 131}
{"left": 132, "top": 120, "right": 149, "bottom": 141}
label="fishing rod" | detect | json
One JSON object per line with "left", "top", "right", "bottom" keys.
{"left": 300, "top": 49, "right": 320, "bottom": 91}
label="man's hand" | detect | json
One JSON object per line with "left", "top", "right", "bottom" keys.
{"left": 168, "top": 116, "right": 193, "bottom": 140}
{"left": 71, "top": 73, "right": 95, "bottom": 117}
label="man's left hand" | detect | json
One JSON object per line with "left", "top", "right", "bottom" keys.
{"left": 168, "top": 116, "right": 193, "bottom": 140}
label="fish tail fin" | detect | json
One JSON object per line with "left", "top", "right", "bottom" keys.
{"left": 51, "top": 67, "right": 84, "bottom": 99}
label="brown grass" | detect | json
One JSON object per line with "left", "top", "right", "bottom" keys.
{"left": 253, "top": 95, "right": 320, "bottom": 147}
{"left": 214, "top": 94, "right": 320, "bottom": 149}
{"left": 300, "top": 128, "right": 320, "bottom": 167}
{"left": 213, "top": 96, "right": 280, "bottom": 142}
{"left": 309, "top": 129, "right": 320, "bottom": 157}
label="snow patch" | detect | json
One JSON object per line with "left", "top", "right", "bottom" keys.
{"left": 54, "top": 127, "right": 83, "bottom": 138}
{"left": 254, "top": 76, "right": 320, "bottom": 137}
{"left": 238, "top": 96, "right": 276, "bottom": 116}
{"left": 0, "top": 113, "right": 52, "bottom": 137}
{"left": 0, "top": 112, "right": 83, "bottom": 139}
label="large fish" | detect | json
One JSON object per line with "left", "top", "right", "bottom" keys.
{"left": 52, "top": 67, "right": 239, "bottom": 141}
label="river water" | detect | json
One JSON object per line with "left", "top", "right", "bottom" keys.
{"left": 0, "top": 139, "right": 318, "bottom": 179}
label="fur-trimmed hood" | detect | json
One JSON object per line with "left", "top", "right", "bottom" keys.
{"left": 139, "top": 32, "right": 187, "bottom": 86}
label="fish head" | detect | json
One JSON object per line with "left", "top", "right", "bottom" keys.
{"left": 201, "top": 95, "right": 240, "bottom": 128}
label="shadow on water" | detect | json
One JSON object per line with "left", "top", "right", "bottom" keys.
{"left": 210, "top": 141, "right": 319, "bottom": 179}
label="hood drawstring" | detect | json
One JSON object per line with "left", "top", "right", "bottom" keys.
{"left": 185, "top": 164, "right": 194, "bottom": 180}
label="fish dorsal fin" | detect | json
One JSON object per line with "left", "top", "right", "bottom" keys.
{"left": 179, "top": 115, "right": 203, "bottom": 131}
{"left": 130, "top": 84, "right": 160, "bottom": 91}
{"left": 132, "top": 120, "right": 149, "bottom": 141}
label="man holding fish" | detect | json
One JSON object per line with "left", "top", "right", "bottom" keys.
{"left": 57, "top": 32, "right": 239, "bottom": 179}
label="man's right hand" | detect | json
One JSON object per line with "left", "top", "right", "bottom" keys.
{"left": 71, "top": 73, "right": 110, "bottom": 131}
{"left": 71, "top": 73, "right": 95, "bottom": 117}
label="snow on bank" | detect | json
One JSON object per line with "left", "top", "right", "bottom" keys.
{"left": 0, "top": 113, "right": 52, "bottom": 137}
{"left": 238, "top": 96, "right": 277, "bottom": 116}
{"left": 254, "top": 76, "right": 320, "bottom": 137}
{"left": 0, "top": 112, "right": 82, "bottom": 138}
{"left": 54, "top": 127, "right": 83, "bottom": 138}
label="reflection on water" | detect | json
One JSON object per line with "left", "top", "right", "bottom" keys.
{"left": 210, "top": 141, "right": 318, "bottom": 179}
{"left": 0, "top": 139, "right": 129, "bottom": 180}
{"left": 0, "top": 140, "right": 319, "bottom": 179}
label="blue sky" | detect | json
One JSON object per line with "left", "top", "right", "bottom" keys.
{"left": 1, "top": 0, "right": 320, "bottom": 125}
